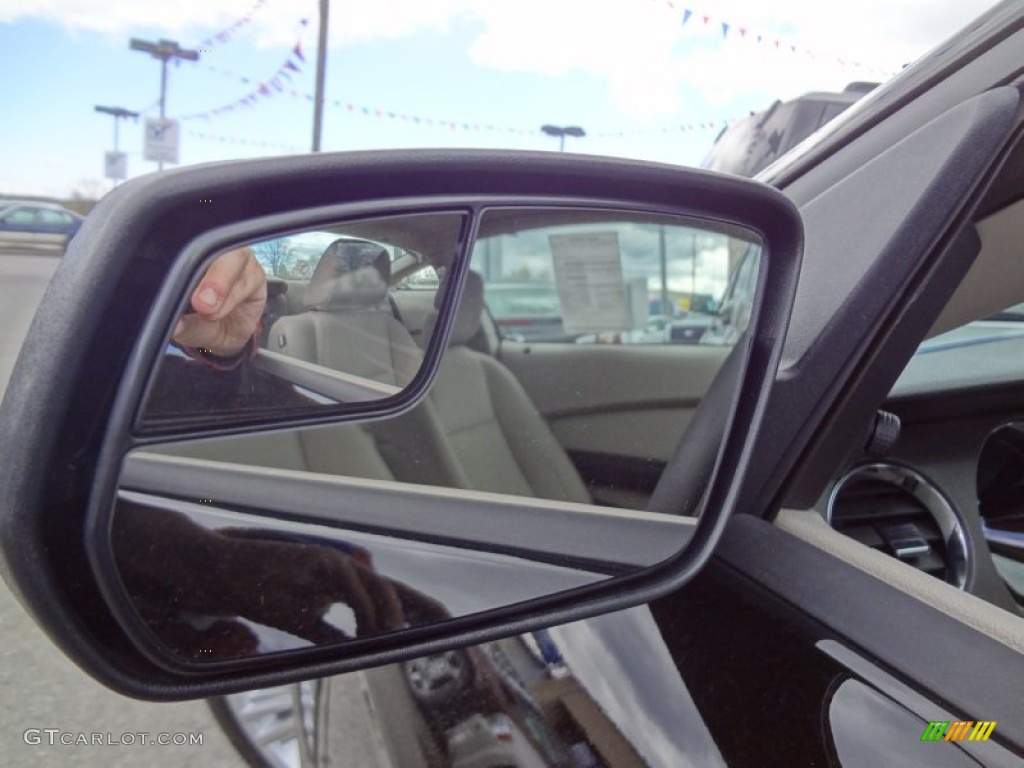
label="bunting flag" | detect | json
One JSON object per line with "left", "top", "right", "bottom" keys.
{"left": 189, "top": 82, "right": 739, "bottom": 140}
{"left": 188, "top": 129, "right": 301, "bottom": 152}
{"left": 182, "top": 20, "right": 311, "bottom": 121}
{"left": 198, "top": 0, "right": 267, "bottom": 49}
{"left": 662, "top": 2, "right": 894, "bottom": 77}
{"left": 592, "top": 119, "right": 731, "bottom": 139}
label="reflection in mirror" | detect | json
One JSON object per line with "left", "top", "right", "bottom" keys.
{"left": 112, "top": 205, "right": 760, "bottom": 666}
{"left": 139, "top": 211, "right": 468, "bottom": 428}
{"left": 110, "top": 487, "right": 613, "bottom": 661}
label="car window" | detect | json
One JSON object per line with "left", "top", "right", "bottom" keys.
{"left": 36, "top": 209, "right": 70, "bottom": 225}
{"left": 472, "top": 217, "right": 753, "bottom": 346}
{"left": 251, "top": 231, "right": 402, "bottom": 281}
{"left": 395, "top": 265, "right": 440, "bottom": 291}
{"left": 4, "top": 208, "right": 37, "bottom": 224}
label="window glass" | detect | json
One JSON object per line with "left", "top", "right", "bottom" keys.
{"left": 396, "top": 265, "right": 440, "bottom": 291}
{"left": 471, "top": 210, "right": 756, "bottom": 346}
{"left": 4, "top": 208, "right": 37, "bottom": 224}
{"left": 36, "top": 209, "right": 71, "bottom": 225}
{"left": 250, "top": 230, "right": 414, "bottom": 280}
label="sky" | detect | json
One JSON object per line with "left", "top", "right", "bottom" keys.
{"left": 0, "top": 0, "right": 999, "bottom": 199}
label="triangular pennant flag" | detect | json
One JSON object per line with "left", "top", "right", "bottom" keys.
{"left": 739, "top": 27, "right": 747, "bottom": 38}
{"left": 259, "top": 83, "right": 271, "bottom": 96}
{"left": 702, "top": 15, "right": 710, "bottom": 25}
{"left": 293, "top": 42, "right": 305, "bottom": 62}
{"left": 279, "top": 69, "right": 293, "bottom": 82}
{"left": 284, "top": 60, "right": 300, "bottom": 73}
{"left": 682, "top": 9, "right": 692, "bottom": 25}
{"left": 721, "top": 22, "right": 729, "bottom": 39}
{"left": 790, "top": 44, "right": 796, "bottom": 53}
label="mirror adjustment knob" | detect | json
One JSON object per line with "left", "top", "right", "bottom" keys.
{"left": 866, "top": 410, "right": 900, "bottom": 457}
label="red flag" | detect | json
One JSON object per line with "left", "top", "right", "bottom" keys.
{"left": 293, "top": 42, "right": 305, "bottom": 62}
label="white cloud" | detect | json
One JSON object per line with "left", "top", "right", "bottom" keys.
{"left": 0, "top": 0, "right": 258, "bottom": 37}
{"left": 0, "top": 0, "right": 476, "bottom": 44}
{"left": 1, "top": 0, "right": 996, "bottom": 118}
{"left": 458, "top": 0, "right": 995, "bottom": 118}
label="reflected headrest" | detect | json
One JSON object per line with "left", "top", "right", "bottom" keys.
{"left": 432, "top": 270, "right": 485, "bottom": 347}
{"left": 303, "top": 239, "right": 391, "bottom": 310}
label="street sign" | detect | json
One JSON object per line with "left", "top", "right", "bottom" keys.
{"left": 104, "top": 151, "right": 127, "bottom": 180}
{"left": 143, "top": 118, "right": 180, "bottom": 164}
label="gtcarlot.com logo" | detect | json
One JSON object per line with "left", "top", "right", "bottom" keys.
{"left": 23, "top": 729, "right": 203, "bottom": 747}
{"left": 921, "top": 721, "right": 997, "bottom": 742}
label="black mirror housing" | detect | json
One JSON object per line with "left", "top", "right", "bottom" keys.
{"left": 0, "top": 149, "right": 802, "bottom": 699}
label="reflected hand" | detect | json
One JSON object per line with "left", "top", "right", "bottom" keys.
{"left": 113, "top": 503, "right": 451, "bottom": 655}
{"left": 172, "top": 247, "right": 267, "bottom": 357}
{"left": 217, "top": 530, "right": 451, "bottom": 643}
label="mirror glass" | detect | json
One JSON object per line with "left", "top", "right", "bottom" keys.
{"left": 110, "top": 205, "right": 762, "bottom": 665}
{"left": 139, "top": 210, "right": 468, "bottom": 428}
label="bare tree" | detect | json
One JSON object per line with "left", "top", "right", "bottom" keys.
{"left": 255, "top": 238, "right": 295, "bottom": 278}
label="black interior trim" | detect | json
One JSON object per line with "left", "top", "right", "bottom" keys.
{"left": 719, "top": 515, "right": 1024, "bottom": 752}
{"left": 568, "top": 450, "right": 665, "bottom": 497}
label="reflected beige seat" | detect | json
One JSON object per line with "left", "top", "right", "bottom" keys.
{"left": 163, "top": 267, "right": 590, "bottom": 506}
{"left": 266, "top": 239, "right": 421, "bottom": 387}
{"left": 371, "top": 271, "right": 591, "bottom": 504}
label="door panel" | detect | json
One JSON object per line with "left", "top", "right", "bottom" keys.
{"left": 499, "top": 342, "right": 729, "bottom": 503}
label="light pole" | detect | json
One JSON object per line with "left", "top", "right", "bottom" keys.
{"left": 312, "top": 0, "right": 330, "bottom": 152}
{"left": 94, "top": 105, "right": 138, "bottom": 153}
{"left": 129, "top": 38, "right": 199, "bottom": 170}
{"left": 541, "top": 124, "right": 585, "bottom": 152}
{"left": 94, "top": 105, "right": 138, "bottom": 186}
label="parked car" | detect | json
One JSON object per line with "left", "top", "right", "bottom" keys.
{"left": 0, "top": 200, "right": 83, "bottom": 252}
{"left": 482, "top": 282, "right": 571, "bottom": 342}
{"left": 666, "top": 312, "right": 714, "bottom": 344}
{"left": 4, "top": 5, "right": 1024, "bottom": 768}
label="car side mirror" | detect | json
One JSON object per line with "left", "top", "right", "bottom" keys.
{"left": 0, "top": 149, "right": 801, "bottom": 699}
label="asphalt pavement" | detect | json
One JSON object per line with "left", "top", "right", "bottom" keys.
{"left": 0, "top": 251, "right": 246, "bottom": 767}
